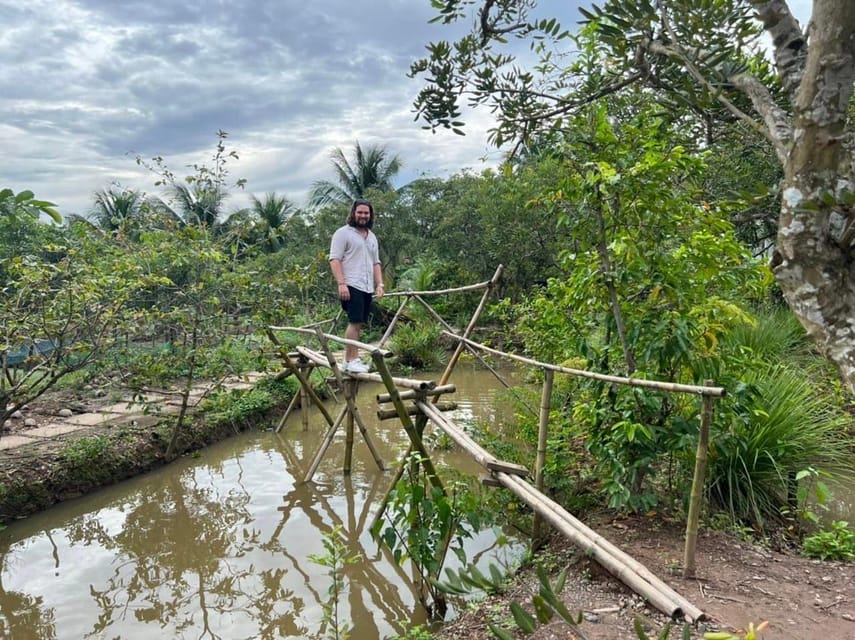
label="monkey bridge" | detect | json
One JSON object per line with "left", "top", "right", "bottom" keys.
{"left": 265, "top": 265, "right": 723, "bottom": 624}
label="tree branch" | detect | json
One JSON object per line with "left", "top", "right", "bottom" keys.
{"left": 750, "top": 0, "right": 807, "bottom": 97}
{"left": 729, "top": 72, "right": 793, "bottom": 164}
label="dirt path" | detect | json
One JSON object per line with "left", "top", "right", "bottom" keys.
{"left": 436, "top": 513, "right": 855, "bottom": 639}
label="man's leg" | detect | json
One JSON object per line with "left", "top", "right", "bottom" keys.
{"left": 344, "top": 322, "right": 362, "bottom": 362}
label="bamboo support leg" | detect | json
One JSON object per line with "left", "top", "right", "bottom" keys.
{"left": 532, "top": 369, "right": 554, "bottom": 549}
{"left": 303, "top": 405, "right": 349, "bottom": 483}
{"left": 274, "top": 391, "right": 301, "bottom": 433}
{"left": 300, "top": 374, "right": 310, "bottom": 431}
{"left": 344, "top": 380, "right": 355, "bottom": 474}
{"left": 313, "top": 326, "right": 385, "bottom": 472}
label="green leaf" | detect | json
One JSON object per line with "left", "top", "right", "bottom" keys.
{"left": 510, "top": 602, "right": 537, "bottom": 634}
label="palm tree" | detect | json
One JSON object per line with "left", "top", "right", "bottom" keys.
{"left": 250, "top": 192, "right": 298, "bottom": 251}
{"left": 89, "top": 188, "right": 146, "bottom": 232}
{"left": 308, "top": 141, "right": 402, "bottom": 208}
{"left": 168, "top": 183, "right": 225, "bottom": 227}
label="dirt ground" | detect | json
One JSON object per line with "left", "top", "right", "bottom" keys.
{"left": 3, "top": 394, "right": 855, "bottom": 640}
{"left": 436, "top": 513, "right": 855, "bottom": 640}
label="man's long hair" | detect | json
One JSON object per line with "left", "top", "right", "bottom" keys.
{"left": 346, "top": 199, "right": 374, "bottom": 229}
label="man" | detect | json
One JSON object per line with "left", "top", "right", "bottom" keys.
{"left": 329, "top": 199, "right": 385, "bottom": 373}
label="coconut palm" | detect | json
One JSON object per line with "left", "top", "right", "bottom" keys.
{"left": 89, "top": 188, "right": 146, "bottom": 232}
{"left": 250, "top": 192, "right": 298, "bottom": 251}
{"left": 308, "top": 141, "right": 402, "bottom": 208}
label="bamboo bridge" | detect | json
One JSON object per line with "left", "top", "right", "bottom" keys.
{"left": 265, "top": 265, "right": 726, "bottom": 625}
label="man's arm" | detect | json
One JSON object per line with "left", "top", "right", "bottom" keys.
{"left": 373, "top": 262, "right": 384, "bottom": 298}
{"left": 330, "top": 258, "right": 350, "bottom": 300}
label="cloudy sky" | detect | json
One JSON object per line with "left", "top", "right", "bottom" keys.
{"left": 0, "top": 0, "right": 583, "bottom": 217}
{"left": 1, "top": 0, "right": 811, "bottom": 219}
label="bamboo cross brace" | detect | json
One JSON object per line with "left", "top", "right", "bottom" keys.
{"left": 312, "top": 326, "right": 384, "bottom": 472}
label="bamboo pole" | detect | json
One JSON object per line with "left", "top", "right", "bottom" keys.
{"left": 300, "top": 364, "right": 310, "bottom": 432}
{"left": 532, "top": 369, "right": 554, "bottom": 548}
{"left": 303, "top": 406, "right": 349, "bottom": 483}
{"left": 269, "top": 325, "right": 392, "bottom": 358}
{"left": 683, "top": 380, "right": 715, "bottom": 578}
{"left": 274, "top": 390, "right": 301, "bottom": 433}
{"left": 377, "top": 384, "right": 456, "bottom": 403}
{"left": 377, "top": 402, "right": 457, "bottom": 420}
{"left": 498, "top": 473, "right": 705, "bottom": 623}
{"left": 436, "top": 264, "right": 504, "bottom": 389}
{"left": 442, "top": 331, "right": 726, "bottom": 397}
{"left": 382, "top": 279, "right": 493, "bottom": 298}
{"left": 295, "top": 346, "right": 436, "bottom": 390}
{"left": 344, "top": 379, "right": 355, "bottom": 474}
{"left": 312, "top": 328, "right": 385, "bottom": 472}
{"left": 378, "top": 295, "right": 412, "bottom": 348}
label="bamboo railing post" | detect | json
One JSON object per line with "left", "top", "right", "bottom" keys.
{"left": 378, "top": 295, "right": 411, "bottom": 348}
{"left": 683, "top": 380, "right": 715, "bottom": 578}
{"left": 437, "top": 264, "right": 503, "bottom": 388}
{"left": 532, "top": 368, "right": 554, "bottom": 549}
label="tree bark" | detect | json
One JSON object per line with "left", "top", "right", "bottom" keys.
{"left": 750, "top": 0, "right": 855, "bottom": 391}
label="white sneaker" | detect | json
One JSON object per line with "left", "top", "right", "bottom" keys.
{"left": 343, "top": 359, "right": 369, "bottom": 374}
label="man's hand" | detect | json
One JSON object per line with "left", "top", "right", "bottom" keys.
{"left": 376, "top": 284, "right": 385, "bottom": 298}
{"left": 338, "top": 283, "right": 350, "bottom": 301}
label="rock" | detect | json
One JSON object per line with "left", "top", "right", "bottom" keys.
{"left": 58, "top": 408, "right": 73, "bottom": 418}
{"left": 11, "top": 410, "right": 23, "bottom": 419}
{"left": 24, "top": 418, "right": 37, "bottom": 426}
{"left": 3, "top": 421, "right": 10, "bottom": 429}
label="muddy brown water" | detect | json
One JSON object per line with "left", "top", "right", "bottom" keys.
{"left": 0, "top": 366, "right": 527, "bottom": 640}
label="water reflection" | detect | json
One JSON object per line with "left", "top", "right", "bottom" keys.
{"left": 0, "top": 367, "right": 523, "bottom": 640}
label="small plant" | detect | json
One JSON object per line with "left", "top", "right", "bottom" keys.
{"left": 62, "top": 436, "right": 109, "bottom": 468}
{"left": 703, "top": 621, "right": 769, "bottom": 639}
{"left": 308, "top": 525, "right": 360, "bottom": 640}
{"left": 802, "top": 521, "right": 855, "bottom": 561}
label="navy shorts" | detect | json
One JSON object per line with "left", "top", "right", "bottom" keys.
{"left": 341, "top": 286, "right": 372, "bottom": 324}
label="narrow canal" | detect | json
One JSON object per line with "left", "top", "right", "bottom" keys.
{"left": 0, "top": 366, "right": 524, "bottom": 639}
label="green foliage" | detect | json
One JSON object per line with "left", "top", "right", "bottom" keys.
{"left": 61, "top": 436, "right": 110, "bottom": 481}
{"left": 802, "top": 521, "right": 855, "bottom": 562}
{"left": 706, "top": 365, "right": 853, "bottom": 528}
{"left": 390, "top": 322, "right": 447, "bottom": 370}
{"left": 387, "top": 625, "right": 435, "bottom": 640}
{"left": 308, "top": 525, "right": 361, "bottom": 640}
{"left": 201, "top": 376, "right": 296, "bottom": 426}
{"left": 0, "top": 188, "right": 61, "bottom": 224}
{"left": 371, "top": 453, "right": 488, "bottom": 616}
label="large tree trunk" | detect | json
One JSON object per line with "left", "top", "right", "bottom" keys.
{"left": 749, "top": 0, "right": 855, "bottom": 391}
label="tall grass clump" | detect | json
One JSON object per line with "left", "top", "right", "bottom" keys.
{"left": 706, "top": 364, "right": 853, "bottom": 528}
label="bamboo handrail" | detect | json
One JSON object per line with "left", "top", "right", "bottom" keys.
{"left": 441, "top": 331, "right": 726, "bottom": 397}
{"left": 269, "top": 325, "right": 392, "bottom": 357}
{"left": 382, "top": 279, "right": 492, "bottom": 298}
